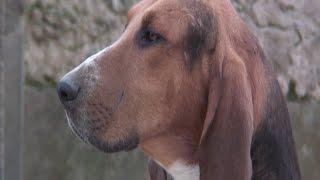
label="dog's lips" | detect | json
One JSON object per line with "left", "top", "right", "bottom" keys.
{"left": 64, "top": 90, "right": 126, "bottom": 143}
{"left": 65, "top": 105, "right": 139, "bottom": 153}
{"left": 65, "top": 111, "right": 90, "bottom": 143}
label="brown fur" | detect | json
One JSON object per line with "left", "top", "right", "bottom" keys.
{"left": 58, "top": 0, "right": 301, "bottom": 179}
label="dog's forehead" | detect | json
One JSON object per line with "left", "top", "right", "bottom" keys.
{"left": 128, "top": 0, "right": 209, "bottom": 19}
{"left": 128, "top": 0, "right": 214, "bottom": 33}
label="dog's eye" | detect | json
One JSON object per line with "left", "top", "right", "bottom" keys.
{"left": 138, "top": 29, "right": 163, "bottom": 47}
{"left": 143, "top": 30, "right": 160, "bottom": 42}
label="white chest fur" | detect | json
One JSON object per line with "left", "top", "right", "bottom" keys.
{"left": 167, "top": 161, "right": 200, "bottom": 180}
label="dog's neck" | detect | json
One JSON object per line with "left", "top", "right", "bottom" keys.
{"left": 167, "top": 161, "right": 200, "bottom": 180}
{"left": 140, "top": 132, "right": 200, "bottom": 179}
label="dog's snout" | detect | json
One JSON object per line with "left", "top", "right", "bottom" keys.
{"left": 57, "top": 78, "right": 80, "bottom": 103}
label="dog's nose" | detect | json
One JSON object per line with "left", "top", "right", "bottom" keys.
{"left": 57, "top": 78, "right": 80, "bottom": 103}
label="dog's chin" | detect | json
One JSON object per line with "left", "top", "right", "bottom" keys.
{"left": 66, "top": 112, "right": 139, "bottom": 153}
{"left": 87, "top": 134, "right": 140, "bottom": 153}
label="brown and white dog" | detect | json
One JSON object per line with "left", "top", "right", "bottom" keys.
{"left": 57, "top": 0, "right": 301, "bottom": 179}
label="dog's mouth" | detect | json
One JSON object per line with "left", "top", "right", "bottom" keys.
{"left": 65, "top": 90, "right": 124, "bottom": 124}
{"left": 66, "top": 112, "right": 90, "bottom": 143}
{"left": 66, "top": 111, "right": 139, "bottom": 153}
{"left": 64, "top": 90, "right": 139, "bottom": 153}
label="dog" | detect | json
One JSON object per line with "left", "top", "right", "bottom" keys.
{"left": 57, "top": 0, "right": 301, "bottom": 179}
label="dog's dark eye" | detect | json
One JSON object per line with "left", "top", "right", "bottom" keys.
{"left": 143, "top": 30, "right": 161, "bottom": 42}
{"left": 138, "top": 29, "right": 163, "bottom": 47}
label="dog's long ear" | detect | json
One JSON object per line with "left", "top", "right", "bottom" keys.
{"left": 199, "top": 54, "right": 254, "bottom": 180}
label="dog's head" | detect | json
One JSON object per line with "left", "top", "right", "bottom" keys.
{"left": 57, "top": 0, "right": 217, "bottom": 153}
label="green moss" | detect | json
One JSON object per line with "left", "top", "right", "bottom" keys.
{"left": 287, "top": 80, "right": 310, "bottom": 102}
{"left": 25, "top": 76, "right": 56, "bottom": 90}
{"left": 66, "top": 43, "right": 84, "bottom": 52}
{"left": 43, "top": 74, "right": 57, "bottom": 86}
{"left": 94, "top": 17, "right": 107, "bottom": 26}
{"left": 25, "top": 1, "right": 43, "bottom": 13}
{"left": 26, "top": 1, "right": 56, "bottom": 15}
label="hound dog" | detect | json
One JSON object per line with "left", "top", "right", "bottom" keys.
{"left": 57, "top": 0, "right": 301, "bottom": 179}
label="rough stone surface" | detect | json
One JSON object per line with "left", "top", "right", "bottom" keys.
{"left": 24, "top": 0, "right": 138, "bottom": 84}
{"left": 232, "top": 0, "right": 320, "bottom": 100}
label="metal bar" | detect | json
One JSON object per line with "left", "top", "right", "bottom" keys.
{"left": 0, "top": 0, "right": 24, "bottom": 179}
{"left": 0, "top": 60, "right": 4, "bottom": 180}
{"left": 0, "top": 1, "right": 6, "bottom": 179}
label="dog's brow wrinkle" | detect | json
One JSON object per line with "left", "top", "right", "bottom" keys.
{"left": 142, "top": 12, "right": 156, "bottom": 27}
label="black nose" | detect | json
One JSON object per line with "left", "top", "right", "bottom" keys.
{"left": 57, "top": 79, "right": 80, "bottom": 103}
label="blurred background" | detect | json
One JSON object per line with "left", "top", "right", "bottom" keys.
{"left": 1, "top": 0, "right": 319, "bottom": 179}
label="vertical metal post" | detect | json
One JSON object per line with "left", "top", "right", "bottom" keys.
{"left": 0, "top": 58, "right": 4, "bottom": 180}
{"left": 0, "top": 0, "right": 24, "bottom": 180}
{"left": 0, "top": 1, "right": 5, "bottom": 179}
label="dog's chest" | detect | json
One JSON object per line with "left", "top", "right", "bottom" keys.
{"left": 166, "top": 161, "right": 200, "bottom": 180}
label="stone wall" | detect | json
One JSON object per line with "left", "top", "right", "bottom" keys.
{"left": 24, "top": 0, "right": 320, "bottom": 100}
{"left": 24, "top": 0, "right": 138, "bottom": 85}
{"left": 232, "top": 0, "right": 320, "bottom": 100}
{"left": 23, "top": 0, "right": 320, "bottom": 180}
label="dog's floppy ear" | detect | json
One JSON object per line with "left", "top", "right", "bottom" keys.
{"left": 199, "top": 54, "right": 254, "bottom": 180}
